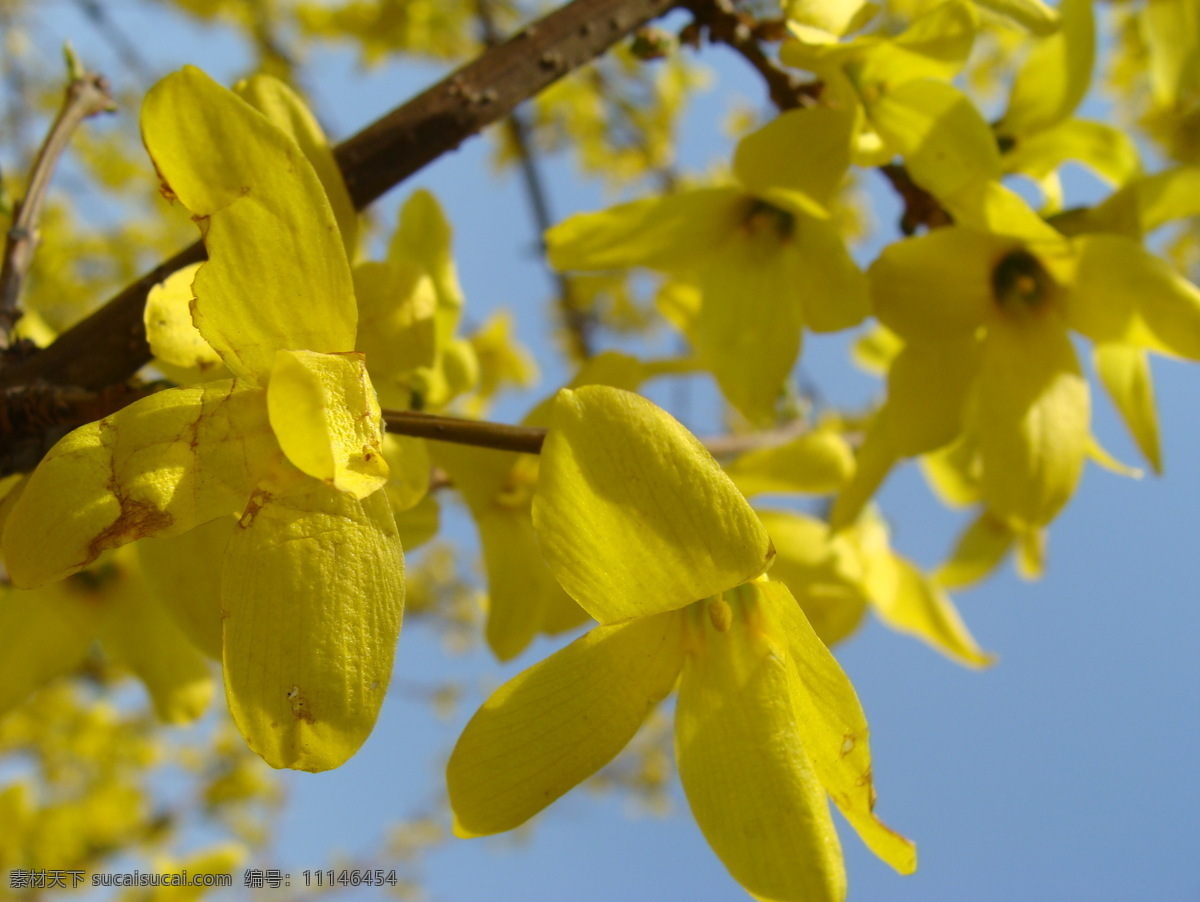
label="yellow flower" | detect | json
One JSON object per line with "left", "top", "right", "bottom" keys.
{"left": 0, "top": 547, "right": 212, "bottom": 724}
{"left": 833, "top": 184, "right": 1200, "bottom": 544}
{"left": 0, "top": 67, "right": 404, "bottom": 772}
{"left": 761, "top": 508, "right": 993, "bottom": 667}
{"left": 447, "top": 386, "right": 913, "bottom": 902}
{"left": 546, "top": 107, "right": 867, "bottom": 422}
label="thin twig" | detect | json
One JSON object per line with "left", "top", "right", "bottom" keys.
{"left": 382, "top": 407, "right": 808, "bottom": 459}
{"left": 0, "top": 0, "right": 681, "bottom": 394}
{"left": 0, "top": 59, "right": 115, "bottom": 349}
{"left": 384, "top": 409, "right": 547, "bottom": 455}
{"left": 681, "top": 0, "right": 817, "bottom": 111}
{"left": 476, "top": 0, "right": 595, "bottom": 361}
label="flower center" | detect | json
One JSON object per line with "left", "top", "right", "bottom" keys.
{"left": 991, "top": 249, "right": 1052, "bottom": 313}
{"left": 742, "top": 198, "right": 795, "bottom": 241}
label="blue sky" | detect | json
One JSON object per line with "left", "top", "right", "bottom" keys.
{"left": 19, "top": 2, "right": 1200, "bottom": 900}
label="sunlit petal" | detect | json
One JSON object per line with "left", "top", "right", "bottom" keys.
{"left": 976, "top": 317, "right": 1088, "bottom": 528}
{"left": 768, "top": 581, "right": 917, "bottom": 873}
{"left": 1093, "top": 344, "right": 1162, "bottom": 473}
{"left": 2, "top": 381, "right": 272, "bottom": 588}
{"left": 222, "top": 482, "right": 403, "bottom": 771}
{"left": 534, "top": 387, "right": 773, "bottom": 623}
{"left": 546, "top": 188, "right": 743, "bottom": 273}
{"left": 447, "top": 613, "right": 685, "bottom": 836}
{"left": 235, "top": 74, "right": 358, "bottom": 256}
{"left": 141, "top": 67, "right": 356, "bottom": 379}
{"left": 998, "top": 0, "right": 1094, "bottom": 136}
{"left": 1067, "top": 234, "right": 1200, "bottom": 359}
{"left": 266, "top": 349, "right": 389, "bottom": 500}
{"left": 677, "top": 591, "right": 845, "bottom": 902}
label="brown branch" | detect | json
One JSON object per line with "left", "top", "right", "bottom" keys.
{"left": 384, "top": 409, "right": 547, "bottom": 455}
{"left": 0, "top": 382, "right": 146, "bottom": 478}
{"left": 879, "top": 163, "right": 954, "bottom": 235}
{"left": 0, "top": 0, "right": 682, "bottom": 393}
{"left": 681, "top": 0, "right": 817, "bottom": 111}
{"left": 0, "top": 61, "right": 115, "bottom": 350}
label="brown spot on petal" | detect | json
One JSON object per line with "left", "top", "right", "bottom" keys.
{"left": 239, "top": 489, "right": 273, "bottom": 528}
{"left": 87, "top": 498, "right": 174, "bottom": 561}
{"left": 287, "top": 685, "right": 315, "bottom": 724}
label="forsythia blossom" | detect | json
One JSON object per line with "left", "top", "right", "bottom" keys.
{"left": 1, "top": 67, "right": 404, "bottom": 772}
{"left": 446, "top": 386, "right": 914, "bottom": 902}
{"left": 546, "top": 108, "right": 868, "bottom": 422}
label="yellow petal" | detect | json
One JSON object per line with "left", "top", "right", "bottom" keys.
{"left": 143, "top": 262, "right": 228, "bottom": 383}
{"left": 392, "top": 492, "right": 440, "bottom": 551}
{"left": 2, "top": 380, "right": 273, "bottom": 588}
{"left": 692, "top": 233, "right": 804, "bottom": 421}
{"left": 1015, "top": 525, "right": 1046, "bottom": 578}
{"left": 136, "top": 516, "right": 236, "bottom": 659}
{"left": 829, "top": 424, "right": 899, "bottom": 531}
{"left": 533, "top": 386, "right": 774, "bottom": 623}
{"left": 100, "top": 550, "right": 214, "bottom": 723}
{"left": 1086, "top": 166, "right": 1200, "bottom": 238}
{"left": 935, "top": 511, "right": 1014, "bottom": 588}
{"left": 388, "top": 188, "right": 465, "bottom": 328}
{"left": 447, "top": 612, "right": 685, "bottom": 836}
{"left": 851, "top": 324, "right": 903, "bottom": 375}
{"left": 783, "top": 0, "right": 977, "bottom": 86}
{"left": 970, "top": 0, "right": 1060, "bottom": 34}
{"left": 998, "top": 0, "right": 1093, "bottom": 136}
{"left": 354, "top": 259, "right": 438, "bottom": 410}
{"left": 869, "top": 227, "right": 1000, "bottom": 340}
{"left": 920, "top": 433, "right": 982, "bottom": 507}
{"left": 727, "top": 429, "right": 855, "bottom": 496}
{"left": 755, "top": 510, "right": 868, "bottom": 647}
{"left": 786, "top": 215, "right": 870, "bottom": 333}
{"left": 880, "top": 338, "right": 980, "bottom": 456}
{"left": 976, "top": 317, "right": 1089, "bottom": 528}
{"left": 266, "top": 349, "right": 389, "bottom": 499}
{"left": 222, "top": 481, "right": 403, "bottom": 771}
{"left": 1085, "top": 433, "right": 1143, "bottom": 479}
{"left": 784, "top": 0, "right": 877, "bottom": 37}
{"left": 867, "top": 79, "right": 1000, "bottom": 202}
{"left": 235, "top": 74, "right": 357, "bottom": 256}
{"left": 878, "top": 0, "right": 979, "bottom": 80}
{"left": 831, "top": 338, "right": 975, "bottom": 530}
{"left": 431, "top": 441, "right": 586, "bottom": 661}
{"left": 1139, "top": 0, "right": 1196, "bottom": 107}
{"left": 1092, "top": 344, "right": 1162, "bottom": 473}
{"left": 360, "top": 282, "right": 438, "bottom": 403}
{"left": 1067, "top": 234, "right": 1200, "bottom": 359}
{"left": 733, "top": 107, "right": 854, "bottom": 210}
{"left": 523, "top": 350, "right": 651, "bottom": 430}
{"left": 768, "top": 579, "right": 917, "bottom": 873}
{"left": 0, "top": 580, "right": 102, "bottom": 717}
{"left": 141, "top": 67, "right": 356, "bottom": 380}
{"left": 1002, "top": 119, "right": 1140, "bottom": 188}
{"left": 467, "top": 311, "right": 541, "bottom": 414}
{"left": 870, "top": 554, "right": 994, "bottom": 667}
{"left": 546, "top": 188, "right": 743, "bottom": 273}
{"left": 942, "top": 181, "right": 1068, "bottom": 245}
{"left": 381, "top": 433, "right": 431, "bottom": 513}
{"left": 677, "top": 591, "right": 846, "bottom": 902}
